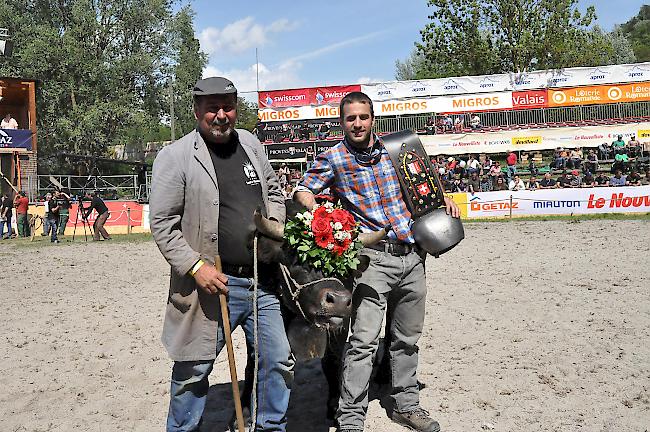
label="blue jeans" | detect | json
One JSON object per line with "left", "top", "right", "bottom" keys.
{"left": 166, "top": 276, "right": 293, "bottom": 432}
{"left": 0, "top": 218, "right": 11, "bottom": 239}
{"left": 47, "top": 217, "right": 59, "bottom": 242}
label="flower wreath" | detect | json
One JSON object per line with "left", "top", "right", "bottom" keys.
{"left": 284, "top": 202, "right": 363, "bottom": 277}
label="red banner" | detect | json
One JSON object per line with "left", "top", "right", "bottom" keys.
{"left": 67, "top": 201, "right": 144, "bottom": 227}
{"left": 313, "top": 85, "right": 360, "bottom": 105}
{"left": 259, "top": 85, "right": 360, "bottom": 108}
{"left": 512, "top": 90, "right": 548, "bottom": 109}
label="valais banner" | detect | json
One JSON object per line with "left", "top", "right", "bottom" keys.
{"left": 460, "top": 186, "right": 650, "bottom": 218}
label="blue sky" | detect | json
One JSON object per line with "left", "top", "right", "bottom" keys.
{"left": 187, "top": 0, "right": 645, "bottom": 98}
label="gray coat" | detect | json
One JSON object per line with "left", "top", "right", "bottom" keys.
{"left": 150, "top": 128, "right": 285, "bottom": 361}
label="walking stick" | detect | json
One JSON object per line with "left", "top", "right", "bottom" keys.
{"left": 214, "top": 256, "right": 246, "bottom": 432}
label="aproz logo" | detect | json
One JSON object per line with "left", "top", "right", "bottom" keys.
{"left": 0, "top": 130, "right": 13, "bottom": 145}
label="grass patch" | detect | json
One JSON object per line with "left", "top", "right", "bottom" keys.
{"left": 464, "top": 212, "right": 650, "bottom": 223}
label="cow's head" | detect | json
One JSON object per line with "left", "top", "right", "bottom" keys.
{"left": 254, "top": 200, "right": 388, "bottom": 331}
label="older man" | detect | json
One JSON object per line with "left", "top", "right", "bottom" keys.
{"left": 150, "top": 77, "right": 292, "bottom": 432}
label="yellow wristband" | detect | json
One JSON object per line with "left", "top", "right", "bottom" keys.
{"left": 189, "top": 259, "right": 205, "bottom": 277}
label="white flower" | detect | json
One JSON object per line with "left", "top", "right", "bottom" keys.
{"left": 327, "top": 243, "right": 334, "bottom": 250}
{"left": 334, "top": 231, "right": 345, "bottom": 241}
{"left": 324, "top": 202, "right": 334, "bottom": 209}
{"left": 303, "top": 211, "right": 313, "bottom": 222}
{"left": 296, "top": 213, "right": 304, "bottom": 220}
{"left": 334, "top": 222, "right": 343, "bottom": 230}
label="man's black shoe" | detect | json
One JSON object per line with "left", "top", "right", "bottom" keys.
{"left": 391, "top": 407, "right": 441, "bottom": 432}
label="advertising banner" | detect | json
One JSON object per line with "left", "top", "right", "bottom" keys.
{"left": 313, "top": 85, "right": 360, "bottom": 105}
{"left": 68, "top": 201, "right": 145, "bottom": 227}
{"left": 264, "top": 142, "right": 313, "bottom": 160}
{"left": 420, "top": 122, "right": 650, "bottom": 155}
{"left": 258, "top": 85, "right": 360, "bottom": 108}
{"left": 548, "top": 82, "right": 650, "bottom": 107}
{"left": 512, "top": 90, "right": 548, "bottom": 109}
{"left": 0, "top": 129, "right": 33, "bottom": 150}
{"left": 464, "top": 186, "right": 650, "bottom": 218}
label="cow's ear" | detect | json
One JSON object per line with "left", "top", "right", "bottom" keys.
{"left": 351, "top": 255, "right": 371, "bottom": 278}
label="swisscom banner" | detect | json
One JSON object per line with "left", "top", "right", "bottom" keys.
{"left": 461, "top": 186, "right": 650, "bottom": 218}
{"left": 258, "top": 85, "right": 360, "bottom": 108}
{"left": 420, "top": 122, "right": 650, "bottom": 155}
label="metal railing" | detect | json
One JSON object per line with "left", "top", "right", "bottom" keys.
{"left": 32, "top": 174, "right": 151, "bottom": 201}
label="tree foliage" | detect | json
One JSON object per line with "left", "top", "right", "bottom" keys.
{"left": 409, "top": 0, "right": 636, "bottom": 79}
{"left": 620, "top": 5, "right": 650, "bottom": 62}
{"left": 0, "top": 0, "right": 206, "bottom": 174}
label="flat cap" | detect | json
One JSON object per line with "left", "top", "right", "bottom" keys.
{"left": 192, "top": 77, "right": 237, "bottom": 96}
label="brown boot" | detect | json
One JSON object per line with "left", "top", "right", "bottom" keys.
{"left": 390, "top": 407, "right": 441, "bottom": 432}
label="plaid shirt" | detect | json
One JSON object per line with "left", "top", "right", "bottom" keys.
{"left": 298, "top": 137, "right": 414, "bottom": 243}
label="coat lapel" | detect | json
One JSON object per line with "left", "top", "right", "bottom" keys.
{"left": 192, "top": 130, "right": 218, "bottom": 191}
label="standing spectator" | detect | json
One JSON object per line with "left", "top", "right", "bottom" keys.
{"left": 299, "top": 121, "right": 311, "bottom": 141}
{"left": 424, "top": 117, "right": 436, "bottom": 135}
{"left": 0, "top": 192, "right": 13, "bottom": 239}
{"left": 1, "top": 113, "right": 18, "bottom": 129}
{"left": 584, "top": 149, "right": 599, "bottom": 174}
{"left": 453, "top": 116, "right": 464, "bottom": 132}
{"left": 539, "top": 173, "right": 557, "bottom": 189}
{"left": 526, "top": 176, "right": 540, "bottom": 190}
{"left": 470, "top": 114, "right": 482, "bottom": 130}
{"left": 479, "top": 174, "right": 492, "bottom": 192}
{"left": 506, "top": 150, "right": 517, "bottom": 182}
{"left": 595, "top": 171, "right": 609, "bottom": 186}
{"left": 317, "top": 122, "right": 331, "bottom": 140}
{"left": 13, "top": 191, "right": 29, "bottom": 237}
{"left": 443, "top": 114, "right": 453, "bottom": 131}
{"left": 508, "top": 174, "right": 525, "bottom": 191}
{"left": 467, "top": 171, "right": 481, "bottom": 194}
{"left": 598, "top": 142, "right": 612, "bottom": 160}
{"left": 82, "top": 191, "right": 111, "bottom": 241}
{"left": 41, "top": 192, "right": 53, "bottom": 237}
{"left": 627, "top": 169, "right": 642, "bottom": 186}
{"left": 610, "top": 170, "right": 627, "bottom": 187}
{"left": 278, "top": 163, "right": 290, "bottom": 186}
{"left": 56, "top": 190, "right": 71, "bottom": 236}
{"left": 46, "top": 192, "right": 60, "bottom": 243}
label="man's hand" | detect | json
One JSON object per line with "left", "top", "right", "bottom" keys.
{"left": 193, "top": 264, "right": 229, "bottom": 295}
{"left": 443, "top": 196, "right": 461, "bottom": 218}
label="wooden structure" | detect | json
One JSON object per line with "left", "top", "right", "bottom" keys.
{"left": 0, "top": 77, "right": 37, "bottom": 197}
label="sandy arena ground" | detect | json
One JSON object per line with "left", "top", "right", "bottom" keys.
{"left": 1, "top": 219, "right": 649, "bottom": 432}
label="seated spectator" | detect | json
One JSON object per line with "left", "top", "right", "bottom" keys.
{"left": 539, "top": 173, "right": 557, "bottom": 189}
{"left": 290, "top": 123, "right": 301, "bottom": 141}
{"left": 467, "top": 171, "right": 481, "bottom": 194}
{"left": 489, "top": 161, "right": 502, "bottom": 182}
{"left": 627, "top": 169, "right": 642, "bottom": 186}
{"left": 280, "top": 123, "right": 291, "bottom": 141}
{"left": 424, "top": 117, "right": 436, "bottom": 135}
{"left": 584, "top": 149, "right": 598, "bottom": 174}
{"left": 526, "top": 176, "right": 540, "bottom": 190}
{"left": 470, "top": 114, "right": 482, "bottom": 130}
{"left": 481, "top": 153, "right": 492, "bottom": 171}
{"left": 299, "top": 121, "right": 311, "bottom": 141}
{"left": 452, "top": 175, "right": 467, "bottom": 192}
{"left": 568, "top": 147, "right": 582, "bottom": 170}
{"left": 508, "top": 174, "right": 526, "bottom": 191}
{"left": 642, "top": 168, "right": 650, "bottom": 185}
{"left": 552, "top": 147, "right": 567, "bottom": 170}
{"left": 446, "top": 156, "right": 458, "bottom": 173}
{"left": 453, "top": 116, "right": 464, "bottom": 132}
{"left": 493, "top": 176, "right": 508, "bottom": 191}
{"left": 479, "top": 175, "right": 492, "bottom": 192}
{"left": 595, "top": 171, "right": 610, "bottom": 186}
{"left": 283, "top": 183, "right": 294, "bottom": 199}
{"left": 436, "top": 117, "right": 445, "bottom": 133}
{"left": 567, "top": 170, "right": 582, "bottom": 188}
{"left": 613, "top": 152, "right": 631, "bottom": 173}
{"left": 527, "top": 158, "right": 539, "bottom": 176}
{"left": 644, "top": 140, "right": 650, "bottom": 158}
{"left": 278, "top": 163, "right": 290, "bottom": 186}
{"left": 582, "top": 172, "right": 595, "bottom": 187}
{"left": 556, "top": 170, "right": 570, "bottom": 188}
{"left": 612, "top": 135, "right": 626, "bottom": 154}
{"left": 609, "top": 170, "right": 627, "bottom": 187}
{"left": 316, "top": 122, "right": 331, "bottom": 140}
{"left": 628, "top": 135, "right": 642, "bottom": 157}
{"left": 443, "top": 114, "right": 453, "bottom": 132}
{"left": 598, "top": 142, "right": 612, "bottom": 160}
{"left": 467, "top": 154, "right": 481, "bottom": 175}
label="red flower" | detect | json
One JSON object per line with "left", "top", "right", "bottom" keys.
{"left": 314, "top": 231, "right": 335, "bottom": 249}
{"left": 312, "top": 216, "right": 333, "bottom": 249}
{"left": 313, "top": 205, "right": 332, "bottom": 222}
{"left": 331, "top": 208, "right": 355, "bottom": 231}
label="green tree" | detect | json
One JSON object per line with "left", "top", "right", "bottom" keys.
{"left": 620, "top": 5, "right": 650, "bottom": 62}
{"left": 0, "top": 0, "right": 205, "bottom": 174}
{"left": 411, "top": 0, "right": 629, "bottom": 79}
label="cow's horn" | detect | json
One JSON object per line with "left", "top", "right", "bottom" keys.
{"left": 358, "top": 225, "right": 391, "bottom": 246}
{"left": 254, "top": 209, "right": 285, "bottom": 240}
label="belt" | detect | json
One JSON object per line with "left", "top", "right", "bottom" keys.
{"left": 221, "top": 262, "right": 274, "bottom": 281}
{"left": 366, "top": 241, "right": 417, "bottom": 257}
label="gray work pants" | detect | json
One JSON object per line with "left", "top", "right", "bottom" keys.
{"left": 336, "top": 248, "right": 427, "bottom": 429}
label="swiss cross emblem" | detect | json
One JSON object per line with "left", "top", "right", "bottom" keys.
{"left": 416, "top": 182, "right": 431, "bottom": 196}
{"left": 407, "top": 161, "right": 422, "bottom": 175}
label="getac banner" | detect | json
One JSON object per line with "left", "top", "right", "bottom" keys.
{"left": 420, "top": 122, "right": 650, "bottom": 155}
{"left": 258, "top": 85, "right": 360, "bottom": 108}
{"left": 0, "top": 129, "right": 33, "bottom": 150}
{"left": 464, "top": 186, "right": 650, "bottom": 218}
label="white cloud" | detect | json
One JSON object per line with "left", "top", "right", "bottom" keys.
{"left": 283, "top": 30, "right": 388, "bottom": 64}
{"left": 202, "top": 60, "right": 303, "bottom": 103}
{"left": 199, "top": 17, "right": 300, "bottom": 56}
{"left": 357, "top": 76, "right": 386, "bottom": 85}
